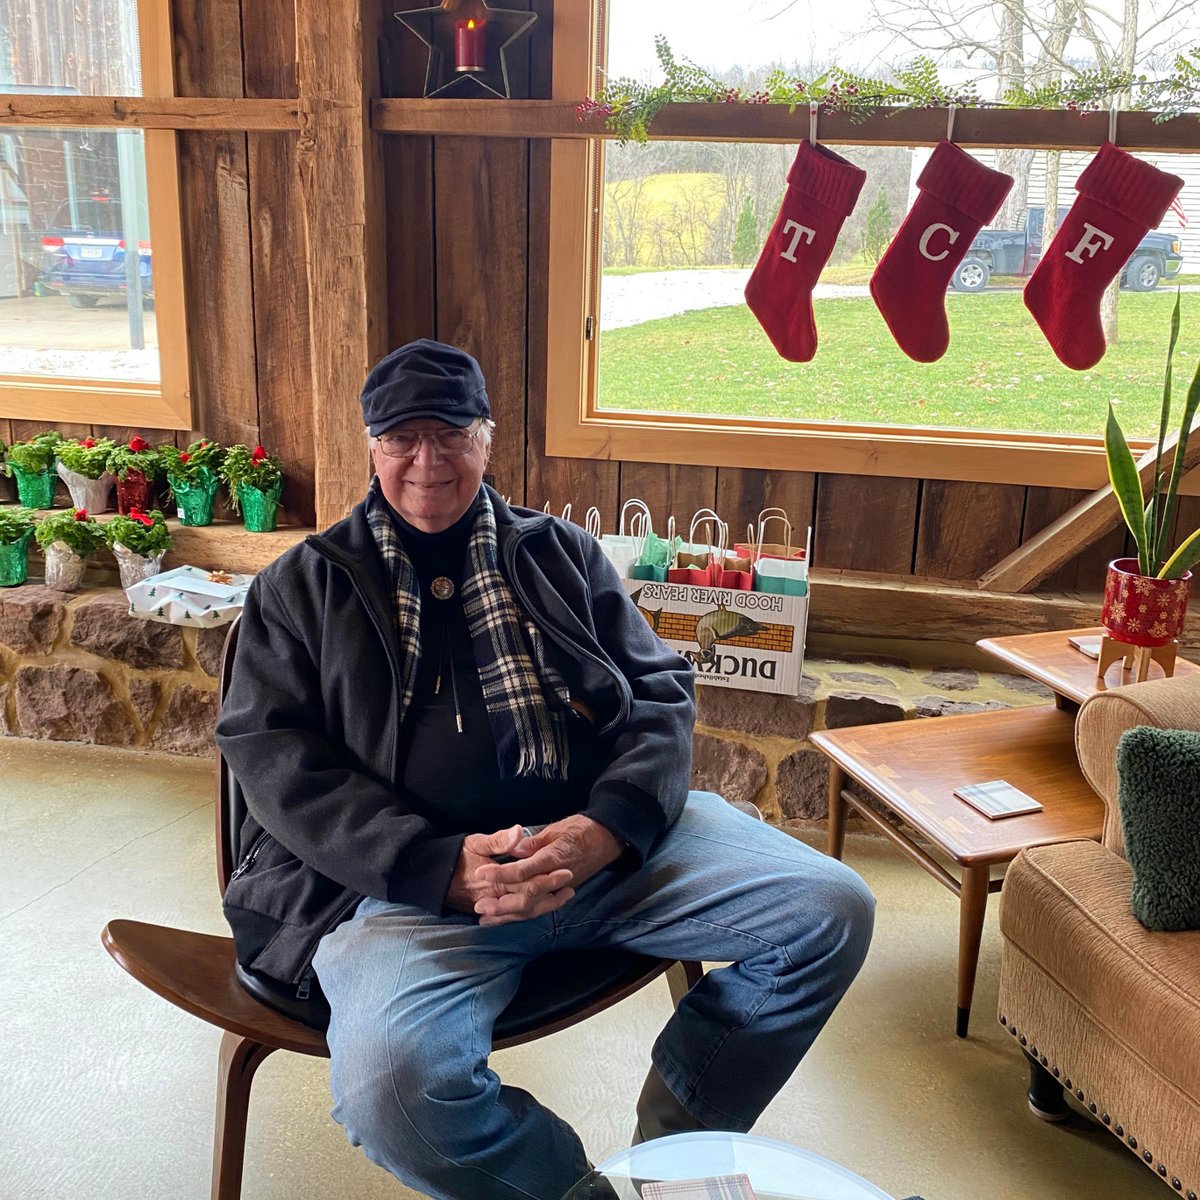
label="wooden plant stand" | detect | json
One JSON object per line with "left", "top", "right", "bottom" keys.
{"left": 1095, "top": 635, "right": 1178, "bottom": 685}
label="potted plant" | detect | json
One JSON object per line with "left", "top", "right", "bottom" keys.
{"left": 1103, "top": 292, "right": 1200, "bottom": 651}
{"left": 108, "top": 435, "right": 162, "bottom": 515}
{"left": 56, "top": 435, "right": 116, "bottom": 512}
{"left": 0, "top": 506, "right": 38, "bottom": 586}
{"left": 220, "top": 443, "right": 284, "bottom": 532}
{"left": 160, "top": 439, "right": 223, "bottom": 526}
{"left": 4, "top": 431, "right": 63, "bottom": 509}
{"left": 35, "top": 507, "right": 106, "bottom": 592}
{"left": 104, "top": 507, "right": 173, "bottom": 588}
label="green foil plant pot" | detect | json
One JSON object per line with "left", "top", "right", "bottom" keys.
{"left": 169, "top": 469, "right": 219, "bottom": 527}
{"left": 0, "top": 528, "right": 35, "bottom": 587}
{"left": 237, "top": 478, "right": 282, "bottom": 532}
{"left": 10, "top": 463, "right": 56, "bottom": 509}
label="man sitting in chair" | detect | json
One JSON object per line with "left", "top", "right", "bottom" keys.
{"left": 215, "top": 339, "right": 875, "bottom": 1200}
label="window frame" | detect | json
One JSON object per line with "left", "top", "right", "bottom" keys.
{"left": 544, "top": 3, "right": 1200, "bottom": 494}
{"left": 0, "top": 0, "right": 192, "bottom": 430}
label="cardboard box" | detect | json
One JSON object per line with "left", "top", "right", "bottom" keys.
{"left": 622, "top": 577, "right": 809, "bottom": 695}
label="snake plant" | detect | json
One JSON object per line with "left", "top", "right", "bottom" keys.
{"left": 1105, "top": 291, "right": 1200, "bottom": 580}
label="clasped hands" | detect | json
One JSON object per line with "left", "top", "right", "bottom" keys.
{"left": 446, "top": 814, "right": 622, "bottom": 926}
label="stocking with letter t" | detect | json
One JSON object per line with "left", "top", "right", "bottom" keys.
{"left": 1024, "top": 142, "right": 1183, "bottom": 370}
{"left": 744, "top": 140, "right": 867, "bottom": 362}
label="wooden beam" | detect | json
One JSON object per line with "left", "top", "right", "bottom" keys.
{"left": 809, "top": 566, "right": 1200, "bottom": 660}
{"left": 979, "top": 430, "right": 1200, "bottom": 593}
{"left": 0, "top": 95, "right": 299, "bottom": 130}
{"left": 295, "top": 0, "right": 380, "bottom": 528}
{"left": 373, "top": 99, "right": 1200, "bottom": 150}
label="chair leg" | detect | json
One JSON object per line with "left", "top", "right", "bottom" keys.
{"left": 212, "top": 1031, "right": 278, "bottom": 1200}
{"left": 666, "top": 960, "right": 705, "bottom": 1007}
{"left": 1025, "top": 1051, "right": 1068, "bottom": 1123}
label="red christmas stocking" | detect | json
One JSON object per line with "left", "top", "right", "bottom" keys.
{"left": 870, "top": 140, "right": 1013, "bottom": 363}
{"left": 1025, "top": 142, "right": 1184, "bottom": 370}
{"left": 744, "top": 141, "right": 866, "bottom": 362}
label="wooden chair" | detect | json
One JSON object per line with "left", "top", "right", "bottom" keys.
{"left": 102, "top": 618, "right": 703, "bottom": 1200}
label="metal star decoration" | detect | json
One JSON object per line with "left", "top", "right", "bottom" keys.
{"left": 394, "top": 0, "right": 538, "bottom": 100}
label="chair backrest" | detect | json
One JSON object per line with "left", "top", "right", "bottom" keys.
{"left": 215, "top": 616, "right": 245, "bottom": 896}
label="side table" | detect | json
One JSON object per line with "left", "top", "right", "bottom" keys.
{"left": 977, "top": 626, "right": 1200, "bottom": 709}
{"left": 811, "top": 705, "right": 1103, "bottom": 1038}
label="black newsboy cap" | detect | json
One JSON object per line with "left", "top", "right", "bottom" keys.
{"left": 361, "top": 339, "right": 490, "bottom": 435}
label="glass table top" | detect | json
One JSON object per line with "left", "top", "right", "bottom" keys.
{"left": 563, "top": 1131, "right": 896, "bottom": 1200}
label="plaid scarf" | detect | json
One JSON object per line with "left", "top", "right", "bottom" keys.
{"left": 366, "top": 483, "right": 571, "bottom": 780}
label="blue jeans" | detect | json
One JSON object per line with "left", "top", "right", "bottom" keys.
{"left": 312, "top": 791, "right": 875, "bottom": 1200}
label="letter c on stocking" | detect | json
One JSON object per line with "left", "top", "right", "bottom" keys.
{"left": 918, "top": 222, "right": 959, "bottom": 262}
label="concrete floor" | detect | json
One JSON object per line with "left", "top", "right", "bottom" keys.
{"left": 1, "top": 737, "right": 1168, "bottom": 1200}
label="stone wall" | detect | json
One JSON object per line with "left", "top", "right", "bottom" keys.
{"left": 0, "top": 584, "right": 1056, "bottom": 822}
{"left": 0, "top": 585, "right": 220, "bottom": 756}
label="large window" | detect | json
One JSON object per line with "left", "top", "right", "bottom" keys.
{"left": 545, "top": 0, "right": 1200, "bottom": 490}
{"left": 0, "top": 0, "right": 191, "bottom": 428}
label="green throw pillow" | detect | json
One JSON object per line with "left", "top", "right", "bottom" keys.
{"left": 1117, "top": 725, "right": 1200, "bottom": 933}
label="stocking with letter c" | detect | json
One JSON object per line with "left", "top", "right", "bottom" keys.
{"left": 744, "top": 140, "right": 867, "bottom": 362}
{"left": 1024, "top": 142, "right": 1184, "bottom": 370}
{"left": 870, "top": 140, "right": 1013, "bottom": 363}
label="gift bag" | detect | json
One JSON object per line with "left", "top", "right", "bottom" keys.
{"left": 125, "top": 564, "right": 254, "bottom": 626}
{"left": 629, "top": 515, "right": 679, "bottom": 582}
{"left": 667, "top": 509, "right": 726, "bottom": 587}
{"left": 600, "top": 498, "right": 652, "bottom": 578}
{"left": 752, "top": 523, "right": 812, "bottom": 596}
{"left": 734, "top": 508, "right": 807, "bottom": 563}
{"left": 584, "top": 506, "right": 602, "bottom": 540}
{"left": 716, "top": 541, "right": 753, "bottom": 590}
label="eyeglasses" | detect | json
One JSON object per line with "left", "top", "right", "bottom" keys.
{"left": 374, "top": 425, "right": 482, "bottom": 459}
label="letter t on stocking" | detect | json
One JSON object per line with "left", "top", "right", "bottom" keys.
{"left": 744, "top": 141, "right": 866, "bottom": 362}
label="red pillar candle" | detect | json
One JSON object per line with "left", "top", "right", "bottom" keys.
{"left": 454, "top": 18, "right": 487, "bottom": 72}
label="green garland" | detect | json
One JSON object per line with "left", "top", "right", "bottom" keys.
{"left": 579, "top": 37, "right": 1200, "bottom": 143}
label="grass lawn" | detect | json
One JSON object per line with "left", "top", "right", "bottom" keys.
{"left": 597, "top": 289, "right": 1197, "bottom": 439}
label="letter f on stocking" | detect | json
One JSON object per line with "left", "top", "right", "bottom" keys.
{"left": 1025, "top": 143, "right": 1183, "bottom": 370}
{"left": 745, "top": 142, "right": 866, "bottom": 363}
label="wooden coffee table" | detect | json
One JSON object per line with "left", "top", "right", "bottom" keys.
{"left": 811, "top": 705, "right": 1103, "bottom": 1038}
{"left": 978, "top": 626, "right": 1200, "bottom": 708}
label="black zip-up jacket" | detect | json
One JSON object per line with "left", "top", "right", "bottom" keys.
{"left": 214, "top": 486, "right": 696, "bottom": 986}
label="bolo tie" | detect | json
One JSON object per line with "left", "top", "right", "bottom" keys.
{"left": 430, "top": 575, "right": 464, "bottom": 733}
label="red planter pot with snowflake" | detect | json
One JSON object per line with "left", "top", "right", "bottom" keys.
{"left": 1101, "top": 558, "right": 1193, "bottom": 648}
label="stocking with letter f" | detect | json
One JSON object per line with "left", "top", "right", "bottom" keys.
{"left": 744, "top": 140, "right": 866, "bottom": 362}
{"left": 870, "top": 140, "right": 1012, "bottom": 362}
{"left": 1024, "top": 142, "right": 1183, "bottom": 370}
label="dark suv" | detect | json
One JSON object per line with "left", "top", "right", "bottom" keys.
{"left": 952, "top": 205, "right": 1183, "bottom": 293}
{"left": 40, "top": 196, "right": 153, "bottom": 308}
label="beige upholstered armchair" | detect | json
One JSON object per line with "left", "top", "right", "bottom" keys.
{"left": 998, "top": 673, "right": 1200, "bottom": 1198}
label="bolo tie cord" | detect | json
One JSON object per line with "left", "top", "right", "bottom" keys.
{"left": 432, "top": 588, "right": 464, "bottom": 733}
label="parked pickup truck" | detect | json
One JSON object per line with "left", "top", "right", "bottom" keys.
{"left": 951, "top": 205, "right": 1183, "bottom": 293}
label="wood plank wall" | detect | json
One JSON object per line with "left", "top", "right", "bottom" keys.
{"left": 0, "top": 0, "right": 1145, "bottom": 581}
{"left": 383, "top": 0, "right": 1126, "bottom": 589}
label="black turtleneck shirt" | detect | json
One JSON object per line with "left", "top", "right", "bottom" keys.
{"left": 386, "top": 498, "right": 602, "bottom": 910}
